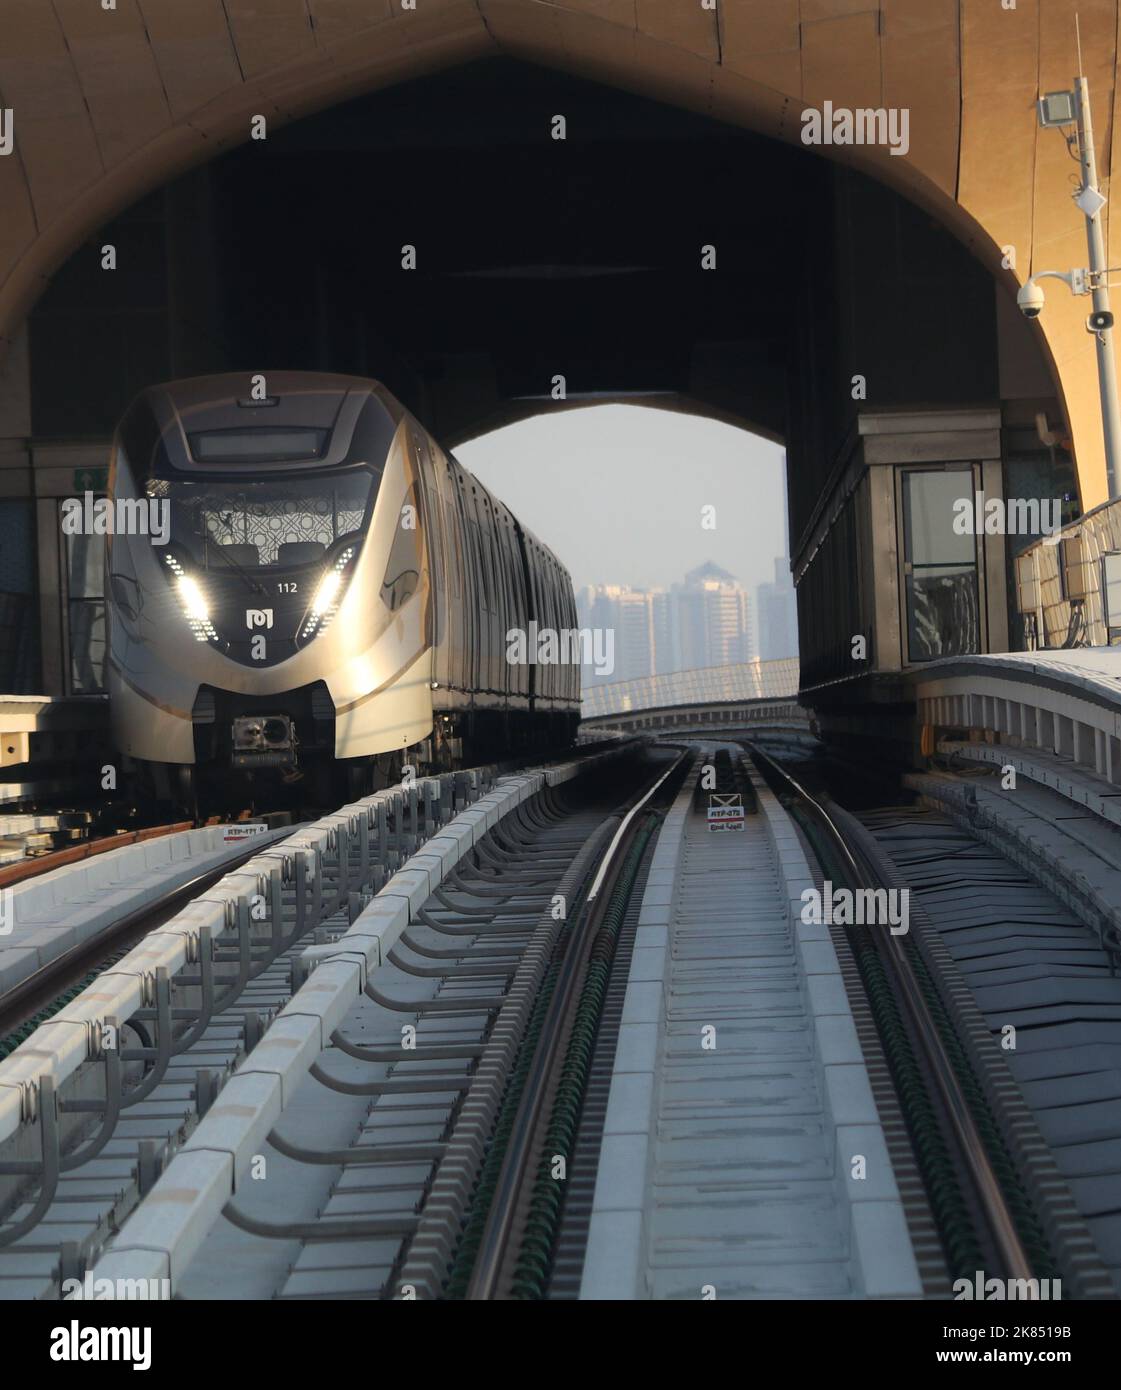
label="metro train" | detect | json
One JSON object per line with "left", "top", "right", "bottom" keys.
{"left": 105, "top": 372, "right": 581, "bottom": 809}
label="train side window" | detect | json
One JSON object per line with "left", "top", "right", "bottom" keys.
{"left": 470, "top": 518, "right": 491, "bottom": 613}
{"left": 504, "top": 518, "right": 520, "bottom": 626}
{"left": 509, "top": 521, "right": 527, "bottom": 626}
{"left": 466, "top": 487, "right": 487, "bottom": 614}
{"left": 445, "top": 497, "right": 462, "bottom": 599}
{"left": 530, "top": 542, "right": 544, "bottom": 625}
{"left": 443, "top": 468, "right": 463, "bottom": 601}
{"left": 488, "top": 504, "right": 506, "bottom": 624}
{"left": 544, "top": 555, "right": 557, "bottom": 634}
{"left": 482, "top": 500, "right": 498, "bottom": 617}
{"left": 452, "top": 474, "right": 477, "bottom": 679}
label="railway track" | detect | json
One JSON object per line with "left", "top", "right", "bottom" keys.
{"left": 151, "top": 747, "right": 687, "bottom": 1300}
{"left": 15, "top": 733, "right": 1101, "bottom": 1303}
{"left": 0, "top": 741, "right": 679, "bottom": 1300}
{"left": 0, "top": 836, "right": 290, "bottom": 1051}
{"left": 455, "top": 755, "right": 682, "bottom": 1300}
{"left": 751, "top": 745, "right": 1111, "bottom": 1299}
{"left": 0, "top": 760, "right": 505, "bottom": 1294}
{"left": 0, "top": 742, "right": 629, "bottom": 1059}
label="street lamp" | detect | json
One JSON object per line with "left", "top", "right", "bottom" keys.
{"left": 1031, "top": 67, "right": 1121, "bottom": 500}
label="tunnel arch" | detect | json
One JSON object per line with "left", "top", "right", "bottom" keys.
{"left": 445, "top": 391, "right": 784, "bottom": 453}
{"left": 0, "top": 1, "right": 1113, "bottom": 499}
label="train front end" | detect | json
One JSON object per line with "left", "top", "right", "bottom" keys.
{"left": 105, "top": 373, "right": 433, "bottom": 804}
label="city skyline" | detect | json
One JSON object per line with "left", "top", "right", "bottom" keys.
{"left": 576, "top": 559, "right": 798, "bottom": 688}
{"left": 455, "top": 403, "right": 790, "bottom": 598}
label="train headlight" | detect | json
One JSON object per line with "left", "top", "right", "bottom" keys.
{"left": 177, "top": 575, "right": 209, "bottom": 622}
{"left": 311, "top": 568, "right": 342, "bottom": 618}
{"left": 301, "top": 546, "right": 355, "bottom": 641}
{"left": 163, "top": 553, "right": 218, "bottom": 642}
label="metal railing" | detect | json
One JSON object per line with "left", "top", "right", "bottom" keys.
{"left": 1014, "top": 495, "right": 1121, "bottom": 649}
{"left": 581, "top": 657, "right": 800, "bottom": 718}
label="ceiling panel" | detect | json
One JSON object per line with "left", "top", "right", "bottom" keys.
{"left": 225, "top": 0, "right": 316, "bottom": 80}
{"left": 0, "top": 0, "right": 103, "bottom": 224}
{"left": 139, "top": 0, "right": 244, "bottom": 119}
{"left": 801, "top": 11, "right": 883, "bottom": 110}
{"left": 722, "top": 0, "right": 800, "bottom": 61}
{"left": 53, "top": 0, "right": 170, "bottom": 165}
{"left": 308, "top": 0, "right": 394, "bottom": 46}
{"left": 636, "top": 0, "right": 719, "bottom": 63}
{"left": 882, "top": 0, "right": 959, "bottom": 197}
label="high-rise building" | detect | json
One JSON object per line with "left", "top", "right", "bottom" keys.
{"left": 651, "top": 590, "right": 674, "bottom": 675}
{"left": 578, "top": 584, "right": 668, "bottom": 687}
{"left": 576, "top": 565, "right": 756, "bottom": 687}
{"left": 670, "top": 562, "right": 754, "bottom": 669}
{"left": 756, "top": 555, "right": 799, "bottom": 660}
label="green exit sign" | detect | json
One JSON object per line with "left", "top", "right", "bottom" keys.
{"left": 73, "top": 468, "right": 107, "bottom": 492}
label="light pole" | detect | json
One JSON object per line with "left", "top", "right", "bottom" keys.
{"left": 1035, "top": 72, "right": 1121, "bottom": 500}
{"left": 1073, "top": 76, "right": 1121, "bottom": 501}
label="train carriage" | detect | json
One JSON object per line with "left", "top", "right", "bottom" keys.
{"left": 105, "top": 372, "right": 580, "bottom": 808}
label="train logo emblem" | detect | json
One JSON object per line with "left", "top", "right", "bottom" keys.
{"left": 246, "top": 608, "right": 274, "bottom": 630}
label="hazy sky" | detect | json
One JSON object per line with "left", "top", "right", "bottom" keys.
{"left": 455, "top": 404, "right": 789, "bottom": 594}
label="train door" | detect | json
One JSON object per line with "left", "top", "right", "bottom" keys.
{"left": 523, "top": 537, "right": 542, "bottom": 712}
{"left": 453, "top": 470, "right": 479, "bottom": 698}
{"left": 503, "top": 511, "right": 529, "bottom": 703}
{"left": 471, "top": 485, "right": 496, "bottom": 699}
{"left": 483, "top": 493, "right": 507, "bottom": 703}
{"left": 559, "top": 565, "right": 578, "bottom": 707}
{"left": 441, "top": 460, "right": 466, "bottom": 693}
{"left": 415, "top": 436, "right": 448, "bottom": 688}
{"left": 536, "top": 547, "right": 553, "bottom": 711}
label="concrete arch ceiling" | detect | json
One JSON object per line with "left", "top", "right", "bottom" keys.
{"left": 0, "top": 0, "right": 1114, "bottom": 501}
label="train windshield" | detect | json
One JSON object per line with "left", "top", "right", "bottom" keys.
{"left": 145, "top": 466, "right": 380, "bottom": 571}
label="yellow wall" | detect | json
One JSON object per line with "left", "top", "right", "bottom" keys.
{"left": 0, "top": 0, "right": 1115, "bottom": 501}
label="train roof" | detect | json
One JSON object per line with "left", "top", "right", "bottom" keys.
{"left": 117, "top": 372, "right": 404, "bottom": 477}
{"left": 118, "top": 373, "right": 573, "bottom": 581}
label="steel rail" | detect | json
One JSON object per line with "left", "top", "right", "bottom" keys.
{"left": 465, "top": 751, "right": 688, "bottom": 1299}
{"left": 0, "top": 836, "right": 290, "bottom": 1040}
{"left": 0, "top": 820, "right": 194, "bottom": 889}
{"left": 583, "top": 755, "right": 683, "bottom": 904}
{"left": 749, "top": 744, "right": 1036, "bottom": 1285}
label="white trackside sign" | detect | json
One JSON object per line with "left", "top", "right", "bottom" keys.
{"left": 222, "top": 823, "right": 269, "bottom": 843}
{"left": 707, "top": 794, "right": 745, "bottom": 833}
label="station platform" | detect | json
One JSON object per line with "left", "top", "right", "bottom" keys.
{"left": 910, "top": 646, "right": 1121, "bottom": 708}
{"left": 580, "top": 746, "right": 921, "bottom": 1300}
{"left": 911, "top": 646, "right": 1121, "bottom": 797}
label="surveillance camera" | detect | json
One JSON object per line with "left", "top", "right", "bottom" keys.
{"left": 1017, "top": 282, "right": 1045, "bottom": 319}
{"left": 1088, "top": 309, "right": 1115, "bottom": 332}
